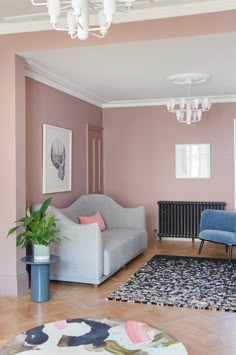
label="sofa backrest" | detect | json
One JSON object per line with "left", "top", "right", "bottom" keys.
{"left": 200, "top": 209, "right": 236, "bottom": 233}
{"left": 60, "top": 194, "right": 146, "bottom": 229}
{"left": 60, "top": 194, "right": 113, "bottom": 223}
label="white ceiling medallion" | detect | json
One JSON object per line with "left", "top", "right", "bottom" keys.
{"left": 166, "top": 73, "right": 212, "bottom": 125}
{"left": 167, "top": 73, "right": 211, "bottom": 85}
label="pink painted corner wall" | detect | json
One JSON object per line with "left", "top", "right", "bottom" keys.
{"left": 26, "top": 78, "right": 103, "bottom": 208}
{"left": 103, "top": 103, "right": 236, "bottom": 237}
{"left": 1, "top": 10, "right": 236, "bottom": 295}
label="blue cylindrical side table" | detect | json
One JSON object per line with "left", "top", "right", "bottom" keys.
{"left": 21, "top": 255, "right": 60, "bottom": 302}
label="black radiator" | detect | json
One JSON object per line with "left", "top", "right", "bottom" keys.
{"left": 157, "top": 201, "right": 226, "bottom": 240}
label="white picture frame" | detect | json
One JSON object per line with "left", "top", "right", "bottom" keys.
{"left": 43, "top": 124, "right": 72, "bottom": 193}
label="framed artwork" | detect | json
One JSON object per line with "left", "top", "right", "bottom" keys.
{"left": 43, "top": 124, "right": 72, "bottom": 193}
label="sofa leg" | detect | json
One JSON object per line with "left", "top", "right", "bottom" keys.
{"left": 198, "top": 240, "right": 204, "bottom": 255}
{"left": 228, "top": 245, "right": 233, "bottom": 263}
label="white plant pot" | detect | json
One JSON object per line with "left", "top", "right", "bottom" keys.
{"left": 33, "top": 244, "right": 50, "bottom": 262}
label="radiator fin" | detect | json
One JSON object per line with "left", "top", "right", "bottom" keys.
{"left": 157, "top": 201, "right": 226, "bottom": 240}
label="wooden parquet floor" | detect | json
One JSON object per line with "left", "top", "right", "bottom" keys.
{"left": 0, "top": 240, "right": 236, "bottom": 355}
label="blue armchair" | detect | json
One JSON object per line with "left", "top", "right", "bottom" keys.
{"left": 198, "top": 209, "right": 236, "bottom": 261}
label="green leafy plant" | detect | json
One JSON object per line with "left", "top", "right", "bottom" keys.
{"left": 7, "top": 198, "right": 61, "bottom": 248}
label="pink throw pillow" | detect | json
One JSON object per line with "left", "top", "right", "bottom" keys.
{"left": 79, "top": 212, "right": 106, "bottom": 231}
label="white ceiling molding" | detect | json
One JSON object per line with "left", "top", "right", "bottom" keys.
{"left": 1, "top": 0, "right": 236, "bottom": 35}
{"left": 25, "top": 59, "right": 236, "bottom": 109}
{"left": 25, "top": 59, "right": 106, "bottom": 107}
{"left": 102, "top": 96, "right": 236, "bottom": 109}
{"left": 113, "top": 0, "right": 236, "bottom": 23}
{"left": 0, "top": 20, "right": 52, "bottom": 35}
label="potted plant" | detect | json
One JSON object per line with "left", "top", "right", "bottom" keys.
{"left": 7, "top": 198, "right": 61, "bottom": 261}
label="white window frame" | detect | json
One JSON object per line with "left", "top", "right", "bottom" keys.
{"left": 175, "top": 144, "right": 210, "bottom": 179}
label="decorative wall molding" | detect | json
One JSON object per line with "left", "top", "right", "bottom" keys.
{"left": 25, "top": 60, "right": 106, "bottom": 108}
{"left": 25, "top": 59, "right": 236, "bottom": 109}
{"left": 1, "top": 0, "right": 236, "bottom": 35}
{"left": 0, "top": 20, "right": 51, "bottom": 35}
{"left": 102, "top": 96, "right": 236, "bottom": 108}
{"left": 113, "top": 0, "right": 236, "bottom": 24}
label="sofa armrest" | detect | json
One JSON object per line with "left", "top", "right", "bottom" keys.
{"left": 50, "top": 222, "right": 103, "bottom": 282}
{"left": 32, "top": 204, "right": 104, "bottom": 282}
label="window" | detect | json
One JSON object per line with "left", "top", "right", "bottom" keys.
{"left": 175, "top": 144, "right": 210, "bottom": 179}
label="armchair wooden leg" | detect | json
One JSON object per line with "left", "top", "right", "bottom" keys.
{"left": 198, "top": 240, "right": 204, "bottom": 255}
{"left": 228, "top": 245, "right": 233, "bottom": 263}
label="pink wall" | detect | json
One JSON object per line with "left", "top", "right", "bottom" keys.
{"left": 103, "top": 103, "right": 236, "bottom": 236}
{"left": 1, "top": 10, "right": 236, "bottom": 295}
{"left": 26, "top": 78, "right": 102, "bottom": 208}
{"left": 15, "top": 56, "right": 29, "bottom": 295}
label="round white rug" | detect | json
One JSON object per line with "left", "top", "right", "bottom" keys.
{"left": 0, "top": 318, "right": 188, "bottom": 354}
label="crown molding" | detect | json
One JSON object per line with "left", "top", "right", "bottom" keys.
{"left": 102, "top": 95, "right": 236, "bottom": 108}
{"left": 24, "top": 58, "right": 236, "bottom": 109}
{"left": 0, "top": 20, "right": 51, "bottom": 35}
{"left": 113, "top": 0, "right": 236, "bottom": 24}
{"left": 1, "top": 0, "right": 236, "bottom": 35}
{"left": 25, "top": 59, "right": 105, "bottom": 107}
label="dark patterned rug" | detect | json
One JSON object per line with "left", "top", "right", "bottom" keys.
{"left": 106, "top": 255, "right": 236, "bottom": 312}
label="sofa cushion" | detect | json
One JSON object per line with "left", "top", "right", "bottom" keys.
{"left": 200, "top": 229, "right": 236, "bottom": 245}
{"left": 102, "top": 228, "right": 147, "bottom": 275}
{"left": 79, "top": 212, "right": 106, "bottom": 231}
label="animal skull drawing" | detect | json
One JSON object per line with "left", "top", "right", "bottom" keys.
{"left": 51, "top": 140, "right": 66, "bottom": 180}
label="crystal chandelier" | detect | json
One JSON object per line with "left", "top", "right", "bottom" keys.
{"left": 30, "top": 0, "right": 136, "bottom": 40}
{"left": 166, "top": 73, "right": 211, "bottom": 125}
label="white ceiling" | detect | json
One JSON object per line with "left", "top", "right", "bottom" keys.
{"left": 1, "top": 0, "right": 236, "bottom": 107}
{"left": 22, "top": 32, "right": 236, "bottom": 107}
{"left": 1, "top": 1, "right": 236, "bottom": 34}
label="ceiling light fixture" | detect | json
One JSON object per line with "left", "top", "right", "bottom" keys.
{"left": 30, "top": 0, "right": 136, "bottom": 40}
{"left": 166, "top": 73, "right": 211, "bottom": 125}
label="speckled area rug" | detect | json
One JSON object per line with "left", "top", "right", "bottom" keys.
{"left": 106, "top": 255, "right": 236, "bottom": 312}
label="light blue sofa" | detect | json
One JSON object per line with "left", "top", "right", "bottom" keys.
{"left": 198, "top": 209, "right": 236, "bottom": 261}
{"left": 33, "top": 194, "right": 147, "bottom": 285}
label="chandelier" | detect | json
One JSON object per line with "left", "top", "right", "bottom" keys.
{"left": 166, "top": 73, "right": 211, "bottom": 125}
{"left": 30, "top": 0, "right": 136, "bottom": 40}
